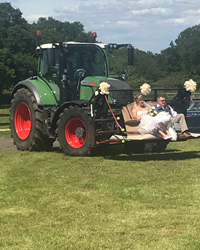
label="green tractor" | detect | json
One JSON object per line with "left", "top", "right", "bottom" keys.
{"left": 10, "top": 32, "right": 134, "bottom": 155}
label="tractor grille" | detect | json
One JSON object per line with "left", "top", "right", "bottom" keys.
{"left": 109, "top": 89, "right": 133, "bottom": 106}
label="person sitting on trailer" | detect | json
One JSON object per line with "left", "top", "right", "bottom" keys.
{"left": 153, "top": 96, "right": 190, "bottom": 138}
{"left": 132, "top": 94, "right": 176, "bottom": 140}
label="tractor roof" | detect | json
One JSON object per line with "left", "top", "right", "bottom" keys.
{"left": 37, "top": 42, "right": 106, "bottom": 50}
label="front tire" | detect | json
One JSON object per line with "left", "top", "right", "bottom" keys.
{"left": 10, "top": 88, "right": 54, "bottom": 151}
{"left": 57, "top": 106, "right": 95, "bottom": 156}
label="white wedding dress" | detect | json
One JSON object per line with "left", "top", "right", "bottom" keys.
{"left": 137, "top": 110, "right": 177, "bottom": 140}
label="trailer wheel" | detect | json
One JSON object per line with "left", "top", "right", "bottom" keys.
{"left": 10, "top": 88, "right": 54, "bottom": 151}
{"left": 57, "top": 106, "right": 95, "bottom": 156}
{"left": 156, "top": 141, "right": 169, "bottom": 152}
{"left": 124, "top": 141, "right": 145, "bottom": 154}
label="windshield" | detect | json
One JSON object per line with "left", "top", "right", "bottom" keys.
{"left": 65, "top": 44, "right": 108, "bottom": 77}
{"left": 187, "top": 99, "right": 200, "bottom": 111}
{"left": 39, "top": 44, "right": 108, "bottom": 86}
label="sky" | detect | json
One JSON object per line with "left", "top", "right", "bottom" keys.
{"left": 4, "top": 0, "right": 200, "bottom": 54}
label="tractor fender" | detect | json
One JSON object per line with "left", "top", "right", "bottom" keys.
{"left": 12, "top": 80, "right": 43, "bottom": 105}
{"left": 11, "top": 79, "right": 58, "bottom": 106}
{"left": 51, "top": 100, "right": 90, "bottom": 130}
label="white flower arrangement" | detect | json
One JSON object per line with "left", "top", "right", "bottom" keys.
{"left": 140, "top": 83, "right": 151, "bottom": 95}
{"left": 148, "top": 108, "right": 158, "bottom": 117}
{"left": 184, "top": 79, "right": 197, "bottom": 92}
{"left": 99, "top": 82, "right": 110, "bottom": 95}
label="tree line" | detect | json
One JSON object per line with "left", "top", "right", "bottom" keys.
{"left": 1, "top": 2, "right": 200, "bottom": 99}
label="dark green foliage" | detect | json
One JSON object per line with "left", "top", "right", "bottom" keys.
{"left": 32, "top": 17, "right": 94, "bottom": 44}
{"left": 109, "top": 25, "right": 200, "bottom": 89}
{"left": 0, "top": 48, "right": 15, "bottom": 101}
{"left": 13, "top": 53, "right": 37, "bottom": 83}
{"left": 0, "top": 2, "right": 37, "bottom": 94}
{"left": 175, "top": 25, "right": 200, "bottom": 76}
{"left": 156, "top": 41, "right": 181, "bottom": 74}
{"left": 0, "top": 3, "right": 34, "bottom": 54}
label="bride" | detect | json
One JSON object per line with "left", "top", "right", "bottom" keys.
{"left": 132, "top": 94, "right": 177, "bottom": 140}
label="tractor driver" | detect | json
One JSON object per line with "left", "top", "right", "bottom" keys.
{"left": 63, "top": 53, "right": 78, "bottom": 100}
{"left": 79, "top": 52, "right": 95, "bottom": 76}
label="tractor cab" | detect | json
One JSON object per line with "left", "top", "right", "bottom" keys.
{"left": 36, "top": 42, "right": 109, "bottom": 102}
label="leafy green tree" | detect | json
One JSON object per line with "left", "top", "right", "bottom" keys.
{"left": 0, "top": 48, "right": 15, "bottom": 102}
{"left": 155, "top": 41, "right": 181, "bottom": 75}
{"left": 0, "top": 2, "right": 25, "bottom": 29}
{"left": 32, "top": 17, "right": 94, "bottom": 44}
{"left": 13, "top": 53, "right": 37, "bottom": 84}
{"left": 133, "top": 49, "right": 162, "bottom": 82}
{"left": 175, "top": 25, "right": 200, "bottom": 76}
{"left": 0, "top": 2, "right": 34, "bottom": 53}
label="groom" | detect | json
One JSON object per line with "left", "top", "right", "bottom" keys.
{"left": 154, "top": 96, "right": 190, "bottom": 138}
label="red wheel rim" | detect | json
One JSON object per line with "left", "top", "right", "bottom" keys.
{"left": 65, "top": 118, "right": 87, "bottom": 148}
{"left": 14, "top": 102, "right": 32, "bottom": 139}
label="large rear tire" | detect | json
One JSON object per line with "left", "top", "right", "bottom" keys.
{"left": 10, "top": 88, "right": 54, "bottom": 151}
{"left": 57, "top": 106, "right": 95, "bottom": 156}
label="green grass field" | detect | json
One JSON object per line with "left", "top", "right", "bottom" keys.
{"left": 0, "top": 138, "right": 200, "bottom": 249}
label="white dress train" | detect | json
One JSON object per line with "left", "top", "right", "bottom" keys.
{"left": 137, "top": 110, "right": 177, "bottom": 141}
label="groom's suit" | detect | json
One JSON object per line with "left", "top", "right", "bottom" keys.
{"left": 154, "top": 104, "right": 188, "bottom": 133}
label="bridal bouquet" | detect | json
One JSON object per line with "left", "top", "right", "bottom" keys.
{"left": 184, "top": 79, "right": 197, "bottom": 92}
{"left": 99, "top": 82, "right": 110, "bottom": 95}
{"left": 148, "top": 108, "right": 158, "bottom": 117}
{"left": 140, "top": 83, "right": 151, "bottom": 95}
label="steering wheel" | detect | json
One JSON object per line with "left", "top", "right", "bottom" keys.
{"left": 74, "top": 68, "right": 86, "bottom": 79}
{"left": 67, "top": 68, "right": 86, "bottom": 87}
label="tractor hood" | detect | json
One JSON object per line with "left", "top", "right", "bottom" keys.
{"left": 80, "top": 76, "right": 133, "bottom": 106}
{"left": 81, "top": 76, "right": 132, "bottom": 90}
{"left": 100, "top": 78, "right": 132, "bottom": 90}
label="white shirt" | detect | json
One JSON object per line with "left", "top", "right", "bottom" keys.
{"left": 155, "top": 104, "right": 177, "bottom": 118}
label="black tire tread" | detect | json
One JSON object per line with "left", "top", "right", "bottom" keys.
{"left": 57, "top": 105, "right": 95, "bottom": 156}
{"left": 10, "top": 88, "right": 54, "bottom": 151}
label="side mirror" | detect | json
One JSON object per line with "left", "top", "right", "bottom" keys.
{"left": 128, "top": 47, "right": 134, "bottom": 65}
{"left": 47, "top": 48, "right": 55, "bottom": 66}
{"left": 29, "top": 70, "right": 33, "bottom": 78}
{"left": 121, "top": 69, "right": 127, "bottom": 81}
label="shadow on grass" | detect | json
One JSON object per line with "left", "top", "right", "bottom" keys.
{"left": 105, "top": 150, "right": 200, "bottom": 161}
{"left": 50, "top": 144, "right": 200, "bottom": 161}
{"left": 88, "top": 144, "right": 200, "bottom": 161}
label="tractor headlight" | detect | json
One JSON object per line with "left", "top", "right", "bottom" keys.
{"left": 112, "top": 99, "right": 117, "bottom": 104}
